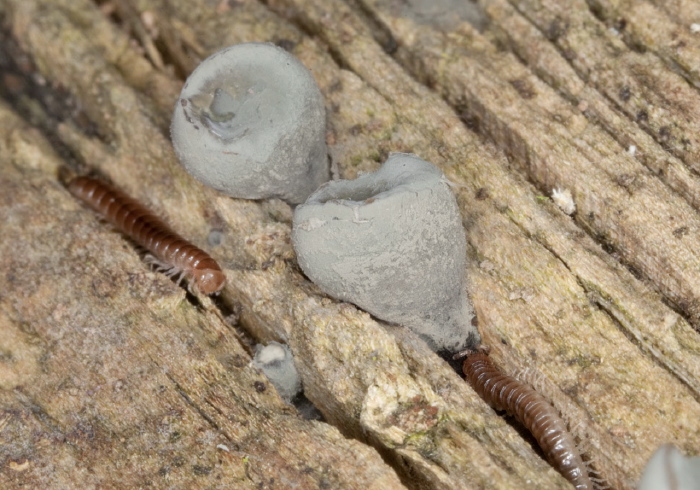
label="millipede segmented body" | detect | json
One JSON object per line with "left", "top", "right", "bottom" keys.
{"left": 462, "top": 352, "right": 593, "bottom": 489}
{"left": 68, "top": 176, "right": 225, "bottom": 295}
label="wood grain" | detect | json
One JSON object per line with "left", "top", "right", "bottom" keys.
{"left": 1, "top": 0, "right": 699, "bottom": 488}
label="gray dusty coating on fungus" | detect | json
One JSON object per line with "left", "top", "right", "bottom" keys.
{"left": 638, "top": 444, "right": 700, "bottom": 490}
{"left": 171, "top": 43, "right": 328, "bottom": 204}
{"left": 252, "top": 341, "right": 302, "bottom": 403}
{"left": 292, "top": 153, "right": 478, "bottom": 352}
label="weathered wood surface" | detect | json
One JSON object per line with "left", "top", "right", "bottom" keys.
{"left": 1, "top": 0, "right": 699, "bottom": 488}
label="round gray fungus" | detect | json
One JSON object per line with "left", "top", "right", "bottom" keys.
{"left": 171, "top": 43, "right": 328, "bottom": 204}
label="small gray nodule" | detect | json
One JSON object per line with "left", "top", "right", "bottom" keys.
{"left": 252, "top": 341, "right": 302, "bottom": 403}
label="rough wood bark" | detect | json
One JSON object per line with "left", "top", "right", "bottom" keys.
{"left": 1, "top": 0, "right": 699, "bottom": 489}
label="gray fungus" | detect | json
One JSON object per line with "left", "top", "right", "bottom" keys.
{"left": 292, "top": 153, "right": 478, "bottom": 352}
{"left": 252, "top": 341, "right": 302, "bottom": 403}
{"left": 638, "top": 444, "right": 700, "bottom": 490}
{"left": 171, "top": 42, "right": 328, "bottom": 204}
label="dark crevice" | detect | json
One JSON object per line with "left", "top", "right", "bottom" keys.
{"left": 584, "top": 0, "right": 646, "bottom": 55}
{"left": 345, "top": 0, "right": 399, "bottom": 56}
{"left": 97, "top": 0, "right": 198, "bottom": 82}
{"left": 290, "top": 392, "right": 324, "bottom": 421}
{"left": 165, "top": 372, "right": 229, "bottom": 439}
{"left": 258, "top": 0, "right": 353, "bottom": 72}
{"left": 210, "top": 293, "right": 253, "bottom": 350}
{"left": 0, "top": 17, "right": 98, "bottom": 167}
{"left": 506, "top": 212, "right": 574, "bottom": 276}
{"left": 13, "top": 388, "right": 68, "bottom": 442}
{"left": 591, "top": 294, "right": 700, "bottom": 403}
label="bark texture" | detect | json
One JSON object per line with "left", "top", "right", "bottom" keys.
{"left": 1, "top": 0, "right": 699, "bottom": 489}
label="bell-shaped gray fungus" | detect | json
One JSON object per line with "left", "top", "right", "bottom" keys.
{"left": 252, "top": 341, "right": 302, "bottom": 403}
{"left": 292, "top": 153, "right": 478, "bottom": 353}
{"left": 171, "top": 43, "right": 328, "bottom": 204}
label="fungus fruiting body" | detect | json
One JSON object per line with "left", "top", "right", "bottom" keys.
{"left": 171, "top": 43, "right": 328, "bottom": 204}
{"left": 292, "top": 153, "right": 478, "bottom": 353}
{"left": 252, "top": 341, "right": 302, "bottom": 402}
{"left": 638, "top": 444, "right": 700, "bottom": 490}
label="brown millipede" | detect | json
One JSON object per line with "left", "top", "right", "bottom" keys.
{"left": 460, "top": 349, "right": 594, "bottom": 489}
{"left": 68, "top": 176, "right": 226, "bottom": 295}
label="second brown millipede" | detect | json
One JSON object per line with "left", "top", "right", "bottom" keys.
{"left": 460, "top": 349, "right": 594, "bottom": 489}
{"left": 68, "top": 176, "right": 226, "bottom": 295}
